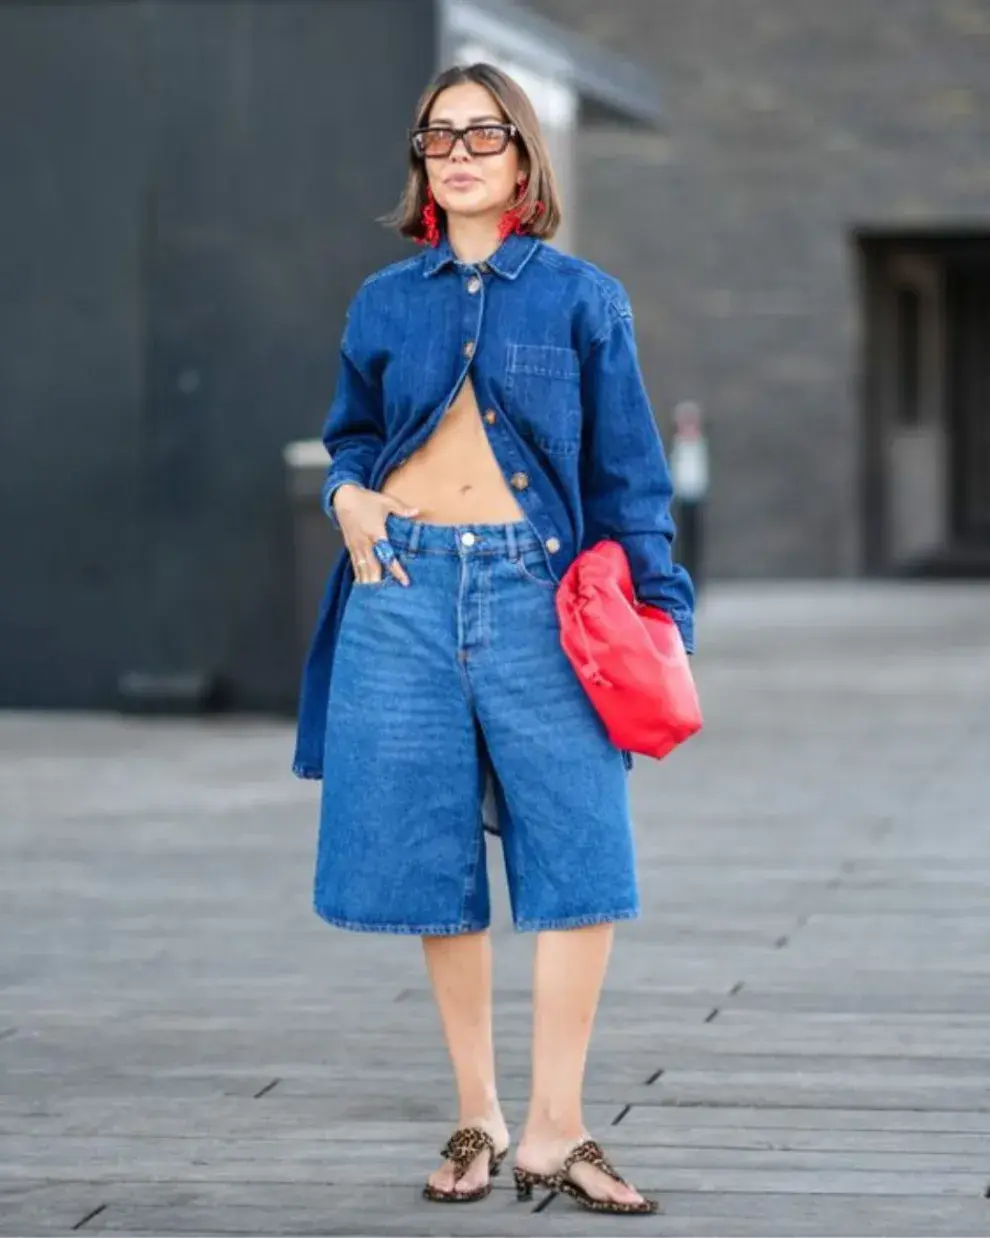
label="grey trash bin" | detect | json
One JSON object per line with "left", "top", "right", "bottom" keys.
{"left": 283, "top": 439, "right": 345, "bottom": 665}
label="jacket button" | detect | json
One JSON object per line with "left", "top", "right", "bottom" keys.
{"left": 546, "top": 536, "right": 561, "bottom": 553}
{"left": 510, "top": 471, "right": 529, "bottom": 491}
{"left": 483, "top": 409, "right": 497, "bottom": 425}
{"left": 463, "top": 340, "right": 475, "bottom": 358}
{"left": 466, "top": 277, "right": 481, "bottom": 294}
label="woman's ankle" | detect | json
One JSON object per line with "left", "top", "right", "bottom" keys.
{"left": 457, "top": 1100, "right": 507, "bottom": 1133}
{"left": 520, "top": 1105, "right": 586, "bottom": 1146}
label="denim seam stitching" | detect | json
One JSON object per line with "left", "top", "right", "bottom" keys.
{"left": 514, "top": 907, "right": 640, "bottom": 932}
{"left": 388, "top": 544, "right": 543, "bottom": 558}
{"left": 512, "top": 558, "right": 557, "bottom": 590}
{"left": 314, "top": 906, "right": 489, "bottom": 936}
{"left": 588, "top": 302, "right": 633, "bottom": 353}
{"left": 458, "top": 820, "right": 485, "bottom": 929}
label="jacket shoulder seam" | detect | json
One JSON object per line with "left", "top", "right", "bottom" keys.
{"left": 359, "top": 253, "right": 423, "bottom": 290}
{"left": 588, "top": 298, "right": 633, "bottom": 351}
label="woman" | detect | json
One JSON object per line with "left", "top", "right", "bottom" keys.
{"left": 293, "top": 63, "right": 695, "bottom": 1215}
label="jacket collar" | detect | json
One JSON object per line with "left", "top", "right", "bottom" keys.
{"left": 422, "top": 232, "right": 540, "bottom": 281}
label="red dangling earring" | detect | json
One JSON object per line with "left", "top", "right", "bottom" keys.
{"left": 416, "top": 185, "right": 442, "bottom": 248}
{"left": 498, "top": 178, "right": 545, "bottom": 241}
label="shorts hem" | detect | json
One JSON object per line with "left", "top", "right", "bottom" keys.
{"left": 314, "top": 904, "right": 489, "bottom": 936}
{"left": 514, "top": 907, "right": 641, "bottom": 933}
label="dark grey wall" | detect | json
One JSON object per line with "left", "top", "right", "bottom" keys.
{"left": 0, "top": 0, "right": 435, "bottom": 710}
{"left": 0, "top": 1, "right": 148, "bottom": 707}
{"left": 531, "top": 0, "right": 990, "bottom": 577}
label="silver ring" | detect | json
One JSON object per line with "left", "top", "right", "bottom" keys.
{"left": 355, "top": 558, "right": 368, "bottom": 566}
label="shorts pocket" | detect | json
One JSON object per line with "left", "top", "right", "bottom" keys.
{"left": 512, "top": 548, "right": 557, "bottom": 590}
{"left": 505, "top": 344, "right": 582, "bottom": 456}
{"left": 352, "top": 569, "right": 397, "bottom": 590}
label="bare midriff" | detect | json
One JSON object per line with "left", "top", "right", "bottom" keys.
{"left": 379, "top": 375, "right": 525, "bottom": 524}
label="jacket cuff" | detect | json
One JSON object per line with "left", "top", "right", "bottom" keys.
{"left": 669, "top": 611, "right": 695, "bottom": 655}
{"left": 322, "top": 475, "right": 366, "bottom": 526}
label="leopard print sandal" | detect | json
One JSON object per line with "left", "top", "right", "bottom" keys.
{"left": 555, "top": 1138, "right": 659, "bottom": 1215}
{"left": 422, "top": 1126, "right": 507, "bottom": 1203}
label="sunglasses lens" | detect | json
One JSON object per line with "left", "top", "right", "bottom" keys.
{"left": 415, "top": 129, "right": 454, "bottom": 158}
{"left": 466, "top": 126, "right": 509, "bottom": 155}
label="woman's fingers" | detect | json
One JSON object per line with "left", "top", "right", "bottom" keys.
{"left": 340, "top": 516, "right": 381, "bottom": 583}
{"left": 351, "top": 542, "right": 380, "bottom": 584}
{"left": 341, "top": 502, "right": 414, "bottom": 586}
{"left": 371, "top": 533, "right": 411, "bottom": 588}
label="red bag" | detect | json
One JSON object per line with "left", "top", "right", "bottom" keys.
{"left": 556, "top": 540, "right": 703, "bottom": 761}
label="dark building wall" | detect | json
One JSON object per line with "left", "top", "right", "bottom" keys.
{"left": 0, "top": 0, "right": 434, "bottom": 709}
{"left": 0, "top": 1, "right": 149, "bottom": 707}
{"left": 530, "top": 0, "right": 990, "bottom": 577}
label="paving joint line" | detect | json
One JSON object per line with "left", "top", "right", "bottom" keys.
{"left": 72, "top": 1204, "right": 106, "bottom": 1231}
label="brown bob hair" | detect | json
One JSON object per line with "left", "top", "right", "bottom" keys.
{"left": 387, "top": 63, "right": 562, "bottom": 243}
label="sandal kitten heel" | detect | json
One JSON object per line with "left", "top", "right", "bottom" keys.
{"left": 513, "top": 1166, "right": 557, "bottom": 1202}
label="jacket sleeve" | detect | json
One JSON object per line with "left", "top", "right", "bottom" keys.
{"left": 580, "top": 300, "right": 696, "bottom": 653}
{"left": 319, "top": 293, "right": 386, "bottom": 522}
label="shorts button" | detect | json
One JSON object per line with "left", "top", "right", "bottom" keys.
{"left": 510, "top": 471, "right": 529, "bottom": 491}
{"left": 546, "top": 536, "right": 561, "bottom": 553}
{"left": 463, "top": 340, "right": 475, "bottom": 359}
{"left": 483, "top": 409, "right": 497, "bottom": 425}
{"left": 460, "top": 531, "right": 476, "bottom": 547}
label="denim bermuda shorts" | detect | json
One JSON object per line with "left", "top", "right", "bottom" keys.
{"left": 314, "top": 515, "right": 640, "bottom": 935}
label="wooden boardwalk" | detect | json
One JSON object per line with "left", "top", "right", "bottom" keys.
{"left": 2, "top": 582, "right": 990, "bottom": 1236}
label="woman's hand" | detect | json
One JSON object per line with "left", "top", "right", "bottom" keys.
{"left": 332, "top": 484, "right": 418, "bottom": 586}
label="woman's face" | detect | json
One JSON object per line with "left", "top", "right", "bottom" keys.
{"left": 422, "top": 82, "right": 523, "bottom": 223}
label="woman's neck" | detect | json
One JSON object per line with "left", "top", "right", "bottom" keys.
{"left": 445, "top": 212, "right": 503, "bottom": 267}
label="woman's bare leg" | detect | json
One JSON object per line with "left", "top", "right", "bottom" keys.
{"left": 421, "top": 929, "right": 509, "bottom": 1193}
{"left": 516, "top": 923, "right": 648, "bottom": 1206}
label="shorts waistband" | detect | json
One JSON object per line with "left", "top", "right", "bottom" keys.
{"left": 384, "top": 515, "right": 542, "bottom": 557}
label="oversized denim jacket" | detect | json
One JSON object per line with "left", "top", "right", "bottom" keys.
{"left": 292, "top": 232, "right": 695, "bottom": 779}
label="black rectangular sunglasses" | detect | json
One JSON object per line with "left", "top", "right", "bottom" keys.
{"left": 411, "top": 123, "right": 517, "bottom": 159}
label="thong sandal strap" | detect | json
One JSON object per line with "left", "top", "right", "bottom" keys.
{"left": 560, "top": 1139, "right": 628, "bottom": 1187}
{"left": 439, "top": 1127, "right": 496, "bottom": 1179}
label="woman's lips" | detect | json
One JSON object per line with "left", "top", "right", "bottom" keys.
{"left": 445, "top": 175, "right": 481, "bottom": 189}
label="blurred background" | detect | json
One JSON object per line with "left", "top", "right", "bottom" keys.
{"left": 3, "top": 0, "right": 988, "bottom": 720}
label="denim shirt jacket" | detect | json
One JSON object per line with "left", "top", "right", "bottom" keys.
{"left": 292, "top": 232, "right": 696, "bottom": 779}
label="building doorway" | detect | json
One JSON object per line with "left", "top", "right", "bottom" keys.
{"left": 859, "top": 231, "right": 990, "bottom": 575}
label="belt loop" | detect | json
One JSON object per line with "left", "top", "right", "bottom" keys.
{"left": 506, "top": 522, "right": 518, "bottom": 561}
{"left": 408, "top": 521, "right": 421, "bottom": 554}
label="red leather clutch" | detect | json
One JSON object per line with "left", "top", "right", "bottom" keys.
{"left": 556, "top": 540, "right": 703, "bottom": 761}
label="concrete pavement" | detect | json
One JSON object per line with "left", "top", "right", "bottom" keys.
{"left": 2, "top": 581, "right": 990, "bottom": 1235}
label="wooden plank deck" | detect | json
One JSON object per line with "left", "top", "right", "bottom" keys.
{"left": 2, "top": 581, "right": 989, "bottom": 1235}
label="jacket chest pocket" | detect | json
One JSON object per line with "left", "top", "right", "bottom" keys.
{"left": 504, "top": 344, "right": 582, "bottom": 456}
